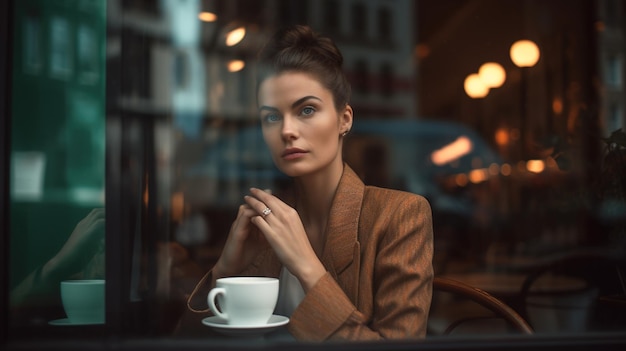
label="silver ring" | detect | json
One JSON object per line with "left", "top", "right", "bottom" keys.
{"left": 262, "top": 207, "right": 272, "bottom": 217}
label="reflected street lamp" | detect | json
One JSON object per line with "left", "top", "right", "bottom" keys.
{"left": 510, "top": 40, "right": 540, "bottom": 68}
{"left": 478, "top": 62, "right": 506, "bottom": 88}
{"left": 225, "top": 26, "right": 246, "bottom": 47}
{"left": 198, "top": 11, "right": 217, "bottom": 22}
{"left": 464, "top": 73, "right": 489, "bottom": 98}
{"left": 510, "top": 39, "right": 540, "bottom": 159}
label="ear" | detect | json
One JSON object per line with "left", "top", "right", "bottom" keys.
{"left": 339, "top": 104, "right": 353, "bottom": 135}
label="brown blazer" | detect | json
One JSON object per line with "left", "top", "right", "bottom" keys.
{"left": 188, "top": 164, "right": 433, "bottom": 341}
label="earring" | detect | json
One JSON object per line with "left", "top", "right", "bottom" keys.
{"left": 341, "top": 130, "right": 350, "bottom": 137}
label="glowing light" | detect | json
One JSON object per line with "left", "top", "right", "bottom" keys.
{"left": 526, "top": 159, "right": 545, "bottom": 173}
{"left": 171, "top": 192, "right": 184, "bottom": 222}
{"left": 455, "top": 174, "right": 469, "bottom": 187}
{"left": 500, "top": 163, "right": 512, "bottom": 176}
{"left": 431, "top": 136, "right": 473, "bottom": 166}
{"left": 488, "top": 163, "right": 500, "bottom": 176}
{"left": 510, "top": 40, "right": 540, "bottom": 68}
{"left": 415, "top": 44, "right": 430, "bottom": 59}
{"left": 464, "top": 73, "right": 489, "bottom": 98}
{"left": 552, "top": 97, "right": 563, "bottom": 115}
{"left": 143, "top": 179, "right": 149, "bottom": 206}
{"left": 495, "top": 128, "right": 509, "bottom": 146}
{"left": 478, "top": 62, "right": 506, "bottom": 88}
{"left": 469, "top": 169, "right": 488, "bottom": 183}
{"left": 198, "top": 12, "right": 217, "bottom": 22}
{"left": 227, "top": 60, "right": 245, "bottom": 72}
{"left": 226, "top": 27, "right": 246, "bottom": 47}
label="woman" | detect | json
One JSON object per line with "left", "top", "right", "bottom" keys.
{"left": 188, "top": 25, "right": 433, "bottom": 341}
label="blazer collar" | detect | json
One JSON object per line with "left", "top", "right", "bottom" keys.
{"left": 321, "top": 164, "right": 364, "bottom": 277}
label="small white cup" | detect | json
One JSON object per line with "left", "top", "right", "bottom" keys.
{"left": 61, "top": 279, "right": 105, "bottom": 324}
{"left": 208, "top": 277, "right": 278, "bottom": 326}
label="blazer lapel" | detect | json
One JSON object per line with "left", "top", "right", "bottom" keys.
{"left": 321, "top": 165, "right": 364, "bottom": 279}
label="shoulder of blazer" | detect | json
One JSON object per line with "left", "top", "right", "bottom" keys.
{"left": 362, "top": 184, "right": 430, "bottom": 209}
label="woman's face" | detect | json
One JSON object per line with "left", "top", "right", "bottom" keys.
{"left": 257, "top": 71, "right": 352, "bottom": 178}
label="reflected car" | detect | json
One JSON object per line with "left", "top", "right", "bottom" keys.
{"left": 343, "top": 118, "right": 507, "bottom": 264}
{"left": 345, "top": 118, "right": 502, "bottom": 218}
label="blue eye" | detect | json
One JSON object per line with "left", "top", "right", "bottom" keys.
{"left": 263, "top": 113, "right": 281, "bottom": 123}
{"left": 301, "top": 107, "right": 315, "bottom": 116}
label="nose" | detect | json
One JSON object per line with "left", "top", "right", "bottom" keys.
{"left": 281, "top": 115, "right": 298, "bottom": 141}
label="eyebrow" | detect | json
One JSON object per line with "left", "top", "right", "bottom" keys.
{"left": 259, "top": 95, "right": 322, "bottom": 112}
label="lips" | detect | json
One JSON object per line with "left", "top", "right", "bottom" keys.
{"left": 282, "top": 147, "right": 308, "bottom": 160}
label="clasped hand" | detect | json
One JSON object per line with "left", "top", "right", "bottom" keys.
{"left": 215, "top": 188, "right": 325, "bottom": 291}
{"left": 44, "top": 208, "right": 105, "bottom": 280}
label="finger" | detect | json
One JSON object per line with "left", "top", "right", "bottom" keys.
{"left": 237, "top": 203, "right": 260, "bottom": 218}
{"left": 86, "top": 217, "right": 106, "bottom": 234}
{"left": 244, "top": 195, "right": 273, "bottom": 218}
{"left": 232, "top": 205, "right": 258, "bottom": 230}
{"left": 236, "top": 203, "right": 251, "bottom": 214}
{"left": 248, "top": 188, "right": 289, "bottom": 213}
{"left": 248, "top": 188, "right": 277, "bottom": 205}
{"left": 88, "top": 208, "right": 105, "bottom": 220}
{"left": 250, "top": 215, "right": 266, "bottom": 227}
{"left": 250, "top": 215, "right": 274, "bottom": 238}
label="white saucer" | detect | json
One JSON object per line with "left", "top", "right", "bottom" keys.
{"left": 48, "top": 318, "right": 104, "bottom": 326}
{"left": 202, "top": 314, "right": 289, "bottom": 337}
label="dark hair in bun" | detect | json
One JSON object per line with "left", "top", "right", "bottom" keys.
{"left": 257, "top": 25, "right": 351, "bottom": 110}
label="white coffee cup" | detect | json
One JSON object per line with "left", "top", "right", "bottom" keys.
{"left": 207, "top": 277, "right": 279, "bottom": 326}
{"left": 60, "top": 279, "right": 105, "bottom": 324}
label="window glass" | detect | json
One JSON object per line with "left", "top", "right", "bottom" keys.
{"left": 324, "top": 0, "right": 339, "bottom": 32}
{"left": 4, "top": 0, "right": 626, "bottom": 348}
{"left": 8, "top": 0, "right": 106, "bottom": 329}
{"left": 351, "top": 3, "right": 367, "bottom": 36}
{"left": 378, "top": 7, "right": 392, "bottom": 41}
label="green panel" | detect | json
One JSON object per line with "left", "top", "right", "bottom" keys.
{"left": 9, "top": 0, "right": 106, "bottom": 315}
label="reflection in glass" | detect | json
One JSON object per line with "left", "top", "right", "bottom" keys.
{"left": 49, "top": 16, "right": 72, "bottom": 79}
{"left": 8, "top": 0, "right": 106, "bottom": 330}
{"left": 22, "top": 14, "right": 42, "bottom": 74}
{"left": 77, "top": 24, "right": 99, "bottom": 84}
